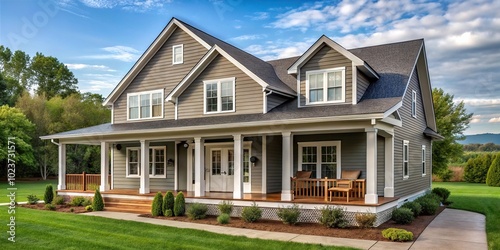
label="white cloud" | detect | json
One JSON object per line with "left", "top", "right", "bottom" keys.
{"left": 489, "top": 117, "right": 500, "bottom": 123}
{"left": 247, "top": 12, "right": 269, "bottom": 20}
{"left": 470, "top": 118, "right": 481, "bottom": 124}
{"left": 458, "top": 99, "right": 500, "bottom": 106}
{"left": 65, "top": 63, "right": 115, "bottom": 71}
{"left": 78, "top": 0, "right": 169, "bottom": 12}
{"left": 82, "top": 46, "right": 140, "bottom": 62}
{"left": 231, "top": 34, "right": 265, "bottom": 41}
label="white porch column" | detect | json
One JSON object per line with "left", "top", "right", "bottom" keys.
{"left": 365, "top": 128, "right": 378, "bottom": 204}
{"left": 194, "top": 137, "right": 205, "bottom": 197}
{"left": 233, "top": 134, "right": 244, "bottom": 199}
{"left": 100, "top": 141, "right": 110, "bottom": 192}
{"left": 281, "top": 131, "right": 293, "bottom": 201}
{"left": 384, "top": 135, "right": 395, "bottom": 197}
{"left": 57, "top": 143, "right": 66, "bottom": 190}
{"left": 139, "top": 140, "right": 150, "bottom": 194}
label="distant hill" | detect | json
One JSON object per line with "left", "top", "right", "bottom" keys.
{"left": 461, "top": 133, "right": 500, "bottom": 145}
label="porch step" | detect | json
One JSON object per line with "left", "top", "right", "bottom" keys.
{"left": 103, "top": 197, "right": 151, "bottom": 214}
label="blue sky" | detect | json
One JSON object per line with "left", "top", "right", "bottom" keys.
{"left": 1, "top": 0, "right": 499, "bottom": 135}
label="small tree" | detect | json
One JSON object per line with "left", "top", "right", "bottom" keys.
{"left": 486, "top": 153, "right": 500, "bottom": 187}
{"left": 43, "top": 184, "right": 54, "bottom": 204}
{"left": 163, "top": 191, "right": 175, "bottom": 216}
{"left": 92, "top": 189, "right": 104, "bottom": 211}
{"left": 151, "top": 192, "right": 163, "bottom": 216}
{"left": 464, "top": 153, "right": 493, "bottom": 183}
{"left": 174, "top": 192, "right": 185, "bottom": 216}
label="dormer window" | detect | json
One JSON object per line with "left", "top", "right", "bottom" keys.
{"left": 306, "top": 67, "right": 345, "bottom": 104}
{"left": 127, "top": 89, "right": 164, "bottom": 120}
{"left": 173, "top": 44, "right": 183, "bottom": 64}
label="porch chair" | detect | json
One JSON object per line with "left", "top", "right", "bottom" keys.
{"left": 291, "top": 171, "right": 312, "bottom": 195}
{"left": 341, "top": 170, "right": 362, "bottom": 198}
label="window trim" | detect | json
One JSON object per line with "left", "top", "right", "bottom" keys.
{"left": 172, "top": 44, "right": 183, "bottom": 64}
{"left": 298, "top": 141, "right": 341, "bottom": 179}
{"left": 203, "top": 77, "right": 236, "bottom": 114}
{"left": 411, "top": 90, "right": 417, "bottom": 118}
{"left": 422, "top": 145, "right": 426, "bottom": 176}
{"left": 305, "top": 67, "right": 346, "bottom": 105}
{"left": 126, "top": 146, "right": 167, "bottom": 178}
{"left": 127, "top": 89, "right": 164, "bottom": 121}
{"left": 403, "top": 140, "right": 409, "bottom": 179}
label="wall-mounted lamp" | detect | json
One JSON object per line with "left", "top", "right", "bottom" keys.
{"left": 116, "top": 144, "right": 122, "bottom": 150}
{"left": 183, "top": 142, "right": 189, "bottom": 148}
{"left": 167, "top": 158, "right": 175, "bottom": 166}
{"left": 250, "top": 156, "right": 258, "bottom": 166}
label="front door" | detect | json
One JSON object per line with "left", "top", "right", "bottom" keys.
{"left": 209, "top": 148, "right": 251, "bottom": 193}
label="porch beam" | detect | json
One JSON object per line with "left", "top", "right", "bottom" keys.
{"left": 57, "top": 143, "right": 66, "bottom": 190}
{"left": 384, "top": 135, "right": 395, "bottom": 197}
{"left": 194, "top": 137, "right": 205, "bottom": 197}
{"left": 233, "top": 134, "right": 244, "bottom": 199}
{"left": 100, "top": 141, "right": 110, "bottom": 192}
{"left": 365, "top": 128, "right": 378, "bottom": 204}
{"left": 139, "top": 140, "right": 150, "bottom": 194}
{"left": 281, "top": 131, "right": 293, "bottom": 201}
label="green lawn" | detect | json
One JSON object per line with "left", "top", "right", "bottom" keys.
{"left": 0, "top": 179, "right": 57, "bottom": 203}
{"left": 433, "top": 182, "right": 500, "bottom": 250}
{"left": 0, "top": 208, "right": 356, "bottom": 250}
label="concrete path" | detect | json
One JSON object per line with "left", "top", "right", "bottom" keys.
{"left": 83, "top": 208, "right": 487, "bottom": 250}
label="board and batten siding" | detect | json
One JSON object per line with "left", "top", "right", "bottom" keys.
{"left": 394, "top": 68, "right": 432, "bottom": 198}
{"left": 299, "top": 45, "right": 353, "bottom": 106}
{"left": 112, "top": 142, "right": 175, "bottom": 190}
{"left": 266, "top": 135, "right": 282, "bottom": 193}
{"left": 357, "top": 70, "right": 371, "bottom": 102}
{"left": 113, "top": 27, "right": 208, "bottom": 123}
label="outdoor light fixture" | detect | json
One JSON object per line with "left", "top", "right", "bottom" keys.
{"left": 167, "top": 158, "right": 174, "bottom": 166}
{"left": 183, "top": 142, "right": 189, "bottom": 148}
{"left": 115, "top": 144, "right": 122, "bottom": 150}
{"left": 250, "top": 156, "right": 258, "bottom": 166}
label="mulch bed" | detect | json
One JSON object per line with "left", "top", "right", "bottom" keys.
{"left": 140, "top": 206, "right": 445, "bottom": 241}
{"left": 20, "top": 203, "right": 88, "bottom": 213}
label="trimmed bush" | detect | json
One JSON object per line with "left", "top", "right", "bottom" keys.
{"left": 85, "top": 205, "right": 93, "bottom": 212}
{"left": 70, "top": 196, "right": 91, "bottom": 206}
{"left": 486, "top": 153, "right": 500, "bottom": 187}
{"left": 187, "top": 203, "right": 208, "bottom": 220}
{"left": 151, "top": 192, "right": 163, "bottom": 216}
{"left": 52, "top": 196, "right": 65, "bottom": 205}
{"left": 217, "top": 200, "right": 233, "bottom": 215}
{"left": 415, "top": 196, "right": 439, "bottom": 215}
{"left": 44, "top": 184, "right": 54, "bottom": 204}
{"left": 163, "top": 191, "right": 175, "bottom": 216}
{"left": 92, "top": 189, "right": 104, "bottom": 211}
{"left": 464, "top": 153, "right": 493, "bottom": 183}
{"left": 432, "top": 187, "right": 451, "bottom": 203}
{"left": 241, "top": 202, "right": 262, "bottom": 223}
{"left": 45, "top": 203, "right": 56, "bottom": 211}
{"left": 318, "top": 206, "right": 348, "bottom": 228}
{"left": 277, "top": 204, "right": 301, "bottom": 225}
{"left": 69, "top": 208, "right": 74, "bottom": 212}
{"left": 355, "top": 212, "right": 377, "bottom": 228}
{"left": 391, "top": 207, "right": 414, "bottom": 224}
{"left": 217, "top": 213, "right": 230, "bottom": 224}
{"left": 382, "top": 228, "right": 414, "bottom": 242}
{"left": 27, "top": 194, "right": 39, "bottom": 204}
{"left": 174, "top": 192, "right": 185, "bottom": 216}
{"left": 401, "top": 201, "right": 422, "bottom": 217}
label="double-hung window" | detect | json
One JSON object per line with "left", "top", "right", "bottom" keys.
{"left": 298, "top": 141, "right": 341, "bottom": 179}
{"left": 422, "top": 145, "right": 426, "bottom": 176}
{"left": 126, "top": 146, "right": 166, "bottom": 178}
{"left": 204, "top": 77, "right": 235, "bottom": 114}
{"left": 306, "top": 67, "right": 345, "bottom": 104}
{"left": 128, "top": 90, "right": 163, "bottom": 120}
{"left": 403, "top": 140, "right": 409, "bottom": 179}
{"left": 172, "top": 44, "right": 183, "bottom": 64}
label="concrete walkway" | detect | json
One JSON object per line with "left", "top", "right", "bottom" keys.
{"left": 84, "top": 208, "right": 487, "bottom": 250}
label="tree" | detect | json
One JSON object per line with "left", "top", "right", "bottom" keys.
{"left": 0, "top": 46, "right": 31, "bottom": 106}
{"left": 29, "top": 52, "right": 78, "bottom": 99}
{"left": 0, "top": 72, "right": 9, "bottom": 105}
{"left": 486, "top": 153, "right": 500, "bottom": 187}
{"left": 432, "top": 88, "right": 473, "bottom": 175}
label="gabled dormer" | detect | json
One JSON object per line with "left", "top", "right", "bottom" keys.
{"left": 287, "top": 36, "right": 379, "bottom": 107}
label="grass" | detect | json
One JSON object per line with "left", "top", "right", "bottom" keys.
{"left": 0, "top": 179, "right": 57, "bottom": 203}
{"left": 0, "top": 208, "right": 357, "bottom": 250}
{"left": 433, "top": 182, "right": 500, "bottom": 250}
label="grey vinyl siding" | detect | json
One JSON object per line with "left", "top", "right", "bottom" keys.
{"left": 266, "top": 135, "right": 282, "bottom": 193}
{"left": 178, "top": 143, "right": 187, "bottom": 190}
{"left": 394, "top": 67, "right": 432, "bottom": 197}
{"left": 357, "top": 70, "right": 370, "bottom": 102}
{"left": 112, "top": 142, "right": 175, "bottom": 190}
{"left": 377, "top": 136, "right": 385, "bottom": 195}
{"left": 249, "top": 136, "right": 262, "bottom": 193}
{"left": 267, "top": 93, "right": 289, "bottom": 112}
{"left": 113, "top": 27, "right": 208, "bottom": 123}
{"left": 299, "top": 45, "right": 353, "bottom": 106}
{"left": 178, "top": 55, "right": 263, "bottom": 119}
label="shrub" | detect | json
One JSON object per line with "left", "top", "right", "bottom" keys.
{"left": 217, "top": 200, "right": 233, "bottom": 215}
{"left": 241, "top": 202, "right": 262, "bottom": 223}
{"left": 415, "top": 197, "right": 439, "bottom": 215}
{"left": 464, "top": 153, "right": 493, "bottom": 183}
{"left": 355, "top": 212, "right": 377, "bottom": 228}
{"left": 318, "top": 206, "right": 348, "bottom": 228}
{"left": 391, "top": 207, "right": 414, "bottom": 224}
{"left": 27, "top": 194, "right": 39, "bottom": 204}
{"left": 85, "top": 205, "right": 93, "bottom": 212}
{"left": 163, "top": 191, "right": 175, "bottom": 216}
{"left": 174, "top": 192, "right": 185, "bottom": 216}
{"left": 45, "top": 203, "right": 56, "bottom": 211}
{"left": 382, "top": 228, "right": 414, "bottom": 242}
{"left": 432, "top": 187, "right": 450, "bottom": 203}
{"left": 151, "top": 192, "right": 163, "bottom": 217}
{"left": 438, "top": 168, "right": 453, "bottom": 182}
{"left": 44, "top": 184, "right": 54, "bottom": 204}
{"left": 70, "top": 196, "right": 86, "bottom": 206}
{"left": 486, "top": 153, "right": 500, "bottom": 187}
{"left": 187, "top": 203, "right": 208, "bottom": 220}
{"left": 217, "top": 213, "right": 230, "bottom": 224}
{"left": 69, "top": 208, "right": 74, "bottom": 212}
{"left": 92, "top": 189, "right": 104, "bottom": 211}
{"left": 401, "top": 201, "right": 422, "bottom": 217}
{"left": 277, "top": 204, "right": 301, "bottom": 225}
{"left": 52, "top": 196, "right": 65, "bottom": 205}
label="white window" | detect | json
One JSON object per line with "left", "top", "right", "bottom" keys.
{"left": 173, "top": 44, "right": 183, "bottom": 64}
{"left": 422, "top": 145, "right": 426, "bottom": 176}
{"left": 204, "top": 77, "right": 235, "bottom": 114}
{"left": 298, "top": 141, "right": 341, "bottom": 179}
{"left": 403, "top": 140, "right": 409, "bottom": 179}
{"left": 126, "top": 146, "right": 166, "bottom": 178}
{"left": 306, "top": 67, "right": 345, "bottom": 104}
{"left": 127, "top": 90, "right": 163, "bottom": 120}
{"left": 411, "top": 90, "right": 417, "bottom": 118}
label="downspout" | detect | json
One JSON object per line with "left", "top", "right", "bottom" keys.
{"left": 51, "top": 139, "right": 59, "bottom": 146}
